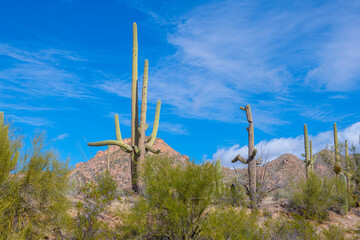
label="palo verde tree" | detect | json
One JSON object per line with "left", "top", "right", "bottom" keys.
{"left": 302, "top": 124, "right": 316, "bottom": 178}
{"left": 87, "top": 23, "right": 161, "bottom": 193}
{"left": 231, "top": 105, "right": 262, "bottom": 208}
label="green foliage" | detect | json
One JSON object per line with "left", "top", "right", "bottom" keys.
{"left": 215, "top": 158, "right": 224, "bottom": 195}
{"left": 223, "top": 182, "right": 246, "bottom": 207}
{"left": 73, "top": 170, "right": 118, "bottom": 239}
{"left": 322, "top": 225, "right": 347, "bottom": 240}
{"left": 265, "top": 215, "right": 318, "bottom": 240}
{"left": 119, "top": 155, "right": 217, "bottom": 239}
{"left": 0, "top": 111, "right": 21, "bottom": 184}
{"left": 0, "top": 131, "right": 72, "bottom": 239}
{"left": 289, "top": 173, "right": 335, "bottom": 220}
{"left": 332, "top": 172, "right": 353, "bottom": 215}
{"left": 200, "top": 207, "right": 264, "bottom": 239}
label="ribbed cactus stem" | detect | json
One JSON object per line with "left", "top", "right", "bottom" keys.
{"left": 138, "top": 60, "right": 148, "bottom": 164}
{"left": 303, "top": 125, "right": 316, "bottom": 178}
{"left": 304, "top": 124, "right": 310, "bottom": 177}
{"left": 131, "top": 22, "right": 138, "bottom": 147}
{"left": 147, "top": 100, "right": 161, "bottom": 147}
{"left": 334, "top": 123, "right": 340, "bottom": 176}
{"left": 131, "top": 22, "right": 139, "bottom": 192}
{"left": 231, "top": 105, "right": 259, "bottom": 208}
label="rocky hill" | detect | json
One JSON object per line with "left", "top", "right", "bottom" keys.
{"left": 222, "top": 152, "right": 335, "bottom": 189}
{"left": 71, "top": 139, "right": 338, "bottom": 190}
{"left": 70, "top": 138, "right": 189, "bottom": 190}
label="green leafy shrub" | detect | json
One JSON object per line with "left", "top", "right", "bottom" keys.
{"left": 119, "top": 155, "right": 217, "bottom": 239}
{"left": 0, "top": 132, "right": 72, "bottom": 239}
{"left": 222, "top": 182, "right": 247, "bottom": 207}
{"left": 73, "top": 170, "right": 118, "bottom": 239}
{"left": 200, "top": 207, "right": 264, "bottom": 239}
{"left": 289, "top": 173, "right": 335, "bottom": 220}
{"left": 265, "top": 215, "right": 318, "bottom": 240}
{"left": 321, "top": 225, "right": 347, "bottom": 240}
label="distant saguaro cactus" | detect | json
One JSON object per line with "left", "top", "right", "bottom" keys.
{"left": 302, "top": 124, "right": 316, "bottom": 178}
{"left": 231, "top": 105, "right": 262, "bottom": 209}
{"left": 87, "top": 23, "right": 161, "bottom": 193}
{"left": 333, "top": 123, "right": 341, "bottom": 176}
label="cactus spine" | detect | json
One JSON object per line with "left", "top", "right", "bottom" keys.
{"left": 88, "top": 23, "right": 161, "bottom": 193}
{"left": 231, "top": 105, "right": 262, "bottom": 209}
{"left": 302, "top": 124, "right": 316, "bottom": 178}
{"left": 333, "top": 123, "right": 341, "bottom": 176}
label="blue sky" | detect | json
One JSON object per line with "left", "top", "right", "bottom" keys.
{"left": 1, "top": 0, "right": 359, "bottom": 168}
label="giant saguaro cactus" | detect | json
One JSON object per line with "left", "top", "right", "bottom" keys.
{"left": 302, "top": 124, "right": 316, "bottom": 178}
{"left": 88, "top": 23, "right": 161, "bottom": 193}
{"left": 333, "top": 123, "right": 341, "bottom": 176}
{"left": 231, "top": 105, "right": 262, "bottom": 208}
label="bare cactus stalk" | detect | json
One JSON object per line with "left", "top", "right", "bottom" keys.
{"left": 231, "top": 105, "right": 262, "bottom": 209}
{"left": 87, "top": 23, "right": 161, "bottom": 193}
{"left": 333, "top": 123, "right": 341, "bottom": 176}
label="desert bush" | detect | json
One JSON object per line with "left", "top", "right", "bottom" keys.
{"left": 73, "top": 170, "right": 118, "bottom": 239}
{"left": 0, "top": 132, "right": 72, "bottom": 239}
{"left": 321, "top": 225, "right": 347, "bottom": 240}
{"left": 264, "top": 215, "right": 318, "bottom": 240}
{"left": 222, "top": 182, "right": 247, "bottom": 207}
{"left": 119, "top": 155, "right": 217, "bottom": 239}
{"left": 288, "top": 172, "right": 336, "bottom": 220}
{"left": 200, "top": 207, "right": 264, "bottom": 239}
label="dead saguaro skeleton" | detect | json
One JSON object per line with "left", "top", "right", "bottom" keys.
{"left": 231, "top": 105, "right": 262, "bottom": 208}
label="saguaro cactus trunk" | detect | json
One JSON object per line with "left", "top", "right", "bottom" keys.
{"left": 87, "top": 23, "right": 161, "bottom": 193}
{"left": 231, "top": 105, "right": 262, "bottom": 208}
{"left": 302, "top": 124, "right": 316, "bottom": 178}
{"left": 333, "top": 123, "right": 341, "bottom": 176}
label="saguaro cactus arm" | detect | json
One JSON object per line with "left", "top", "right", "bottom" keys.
{"left": 232, "top": 155, "right": 248, "bottom": 164}
{"left": 88, "top": 114, "right": 133, "bottom": 153}
{"left": 145, "top": 100, "right": 161, "bottom": 153}
{"left": 145, "top": 145, "right": 160, "bottom": 154}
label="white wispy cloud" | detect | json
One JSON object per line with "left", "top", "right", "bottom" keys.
{"left": 212, "top": 121, "right": 360, "bottom": 167}
{"left": 159, "top": 122, "right": 189, "bottom": 135}
{"left": 53, "top": 133, "right": 69, "bottom": 141}
{"left": 113, "top": 0, "right": 359, "bottom": 132}
{"left": 6, "top": 114, "right": 52, "bottom": 126}
{"left": 0, "top": 44, "right": 89, "bottom": 98}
